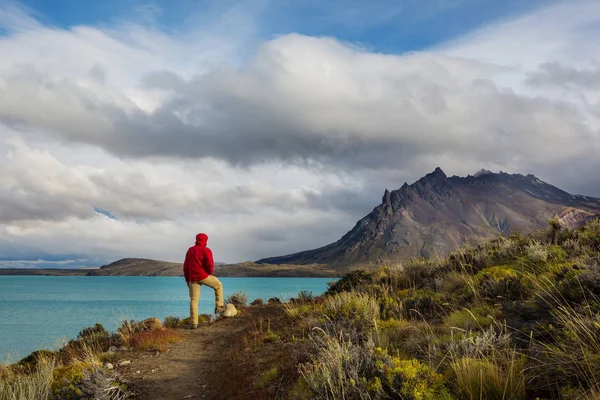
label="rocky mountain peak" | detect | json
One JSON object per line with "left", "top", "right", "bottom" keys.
{"left": 259, "top": 168, "right": 600, "bottom": 267}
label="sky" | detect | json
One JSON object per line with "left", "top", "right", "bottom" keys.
{"left": 0, "top": 0, "right": 599, "bottom": 267}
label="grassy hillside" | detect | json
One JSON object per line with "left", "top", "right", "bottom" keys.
{"left": 264, "top": 218, "right": 600, "bottom": 399}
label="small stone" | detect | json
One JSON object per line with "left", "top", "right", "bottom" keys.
{"left": 155, "top": 351, "right": 160, "bottom": 356}
{"left": 183, "top": 396, "right": 193, "bottom": 399}
{"left": 151, "top": 369, "right": 155, "bottom": 373}
{"left": 118, "top": 360, "right": 131, "bottom": 367}
{"left": 141, "top": 317, "right": 163, "bottom": 331}
{"left": 136, "top": 370, "right": 141, "bottom": 374}
{"left": 108, "top": 346, "right": 118, "bottom": 352}
{"left": 222, "top": 303, "right": 237, "bottom": 318}
{"left": 105, "top": 363, "right": 114, "bottom": 370}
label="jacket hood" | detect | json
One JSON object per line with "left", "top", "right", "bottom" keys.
{"left": 195, "top": 233, "right": 208, "bottom": 246}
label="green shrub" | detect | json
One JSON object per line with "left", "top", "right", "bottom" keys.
{"left": 475, "top": 266, "right": 530, "bottom": 301}
{"left": 254, "top": 367, "right": 278, "bottom": 388}
{"left": 326, "top": 270, "right": 372, "bottom": 295}
{"left": 322, "top": 292, "right": 379, "bottom": 333}
{"left": 163, "top": 315, "right": 182, "bottom": 329}
{"left": 402, "top": 289, "right": 450, "bottom": 321}
{"left": 451, "top": 356, "right": 526, "bottom": 400}
{"left": 77, "top": 323, "right": 108, "bottom": 340}
{"left": 374, "top": 348, "right": 453, "bottom": 400}
{"left": 267, "top": 297, "right": 281, "bottom": 304}
{"left": 444, "top": 307, "right": 496, "bottom": 331}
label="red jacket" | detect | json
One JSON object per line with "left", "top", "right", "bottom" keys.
{"left": 183, "top": 233, "right": 214, "bottom": 283}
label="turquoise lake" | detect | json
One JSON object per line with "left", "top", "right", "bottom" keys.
{"left": 0, "top": 276, "right": 333, "bottom": 362}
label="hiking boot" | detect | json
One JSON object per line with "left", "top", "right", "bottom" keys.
{"left": 215, "top": 305, "right": 227, "bottom": 314}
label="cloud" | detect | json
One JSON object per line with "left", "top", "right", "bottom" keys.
{"left": 0, "top": 1, "right": 599, "bottom": 263}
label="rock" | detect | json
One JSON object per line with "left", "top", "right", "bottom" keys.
{"left": 222, "top": 303, "right": 237, "bottom": 318}
{"left": 141, "top": 318, "right": 163, "bottom": 331}
{"left": 105, "top": 363, "right": 114, "bottom": 370}
{"left": 108, "top": 346, "right": 118, "bottom": 352}
{"left": 118, "top": 360, "right": 131, "bottom": 367}
{"left": 136, "top": 370, "right": 140, "bottom": 374}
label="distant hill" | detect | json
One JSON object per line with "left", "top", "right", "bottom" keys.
{"left": 258, "top": 168, "right": 600, "bottom": 267}
{"left": 0, "top": 268, "right": 89, "bottom": 276}
{"left": 32, "top": 258, "right": 340, "bottom": 277}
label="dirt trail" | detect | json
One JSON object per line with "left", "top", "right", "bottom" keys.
{"left": 117, "top": 306, "right": 286, "bottom": 400}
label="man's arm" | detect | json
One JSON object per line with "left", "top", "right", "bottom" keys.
{"left": 183, "top": 250, "right": 190, "bottom": 283}
{"left": 205, "top": 248, "right": 215, "bottom": 276}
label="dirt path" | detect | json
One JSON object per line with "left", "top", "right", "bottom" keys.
{"left": 117, "top": 305, "right": 287, "bottom": 400}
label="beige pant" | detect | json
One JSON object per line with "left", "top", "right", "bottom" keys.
{"left": 188, "top": 275, "right": 224, "bottom": 324}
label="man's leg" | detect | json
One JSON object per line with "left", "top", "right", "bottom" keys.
{"left": 199, "top": 275, "right": 224, "bottom": 310}
{"left": 188, "top": 282, "right": 201, "bottom": 325}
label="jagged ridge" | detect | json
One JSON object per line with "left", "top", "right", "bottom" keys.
{"left": 258, "top": 168, "right": 600, "bottom": 266}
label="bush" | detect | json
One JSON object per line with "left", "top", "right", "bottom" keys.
{"left": 444, "top": 307, "right": 496, "bottom": 331}
{"left": 226, "top": 292, "right": 247, "bottom": 307}
{"left": 326, "top": 270, "right": 371, "bottom": 295}
{"left": 0, "top": 358, "right": 54, "bottom": 400}
{"left": 77, "top": 323, "right": 108, "bottom": 340}
{"left": 268, "top": 297, "right": 281, "bottom": 304}
{"left": 163, "top": 315, "right": 181, "bottom": 329}
{"left": 374, "top": 348, "right": 453, "bottom": 400}
{"left": 322, "top": 292, "right": 379, "bottom": 333}
{"left": 451, "top": 356, "right": 526, "bottom": 400}
{"left": 296, "top": 291, "right": 314, "bottom": 303}
{"left": 250, "top": 298, "right": 264, "bottom": 306}
{"left": 475, "top": 266, "right": 529, "bottom": 301}
{"left": 402, "top": 289, "right": 450, "bottom": 321}
{"left": 128, "top": 328, "right": 181, "bottom": 352}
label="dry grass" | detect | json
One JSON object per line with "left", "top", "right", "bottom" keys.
{"left": 451, "top": 354, "right": 526, "bottom": 400}
{"left": 128, "top": 328, "right": 181, "bottom": 352}
{"left": 0, "top": 357, "right": 55, "bottom": 400}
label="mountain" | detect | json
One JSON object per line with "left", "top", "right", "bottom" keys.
{"left": 258, "top": 168, "right": 600, "bottom": 267}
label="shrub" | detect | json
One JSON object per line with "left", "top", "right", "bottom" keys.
{"left": 322, "top": 292, "right": 379, "bottom": 333}
{"left": 250, "top": 298, "right": 264, "bottom": 306}
{"left": 528, "top": 302, "right": 600, "bottom": 396}
{"left": 0, "top": 358, "right": 54, "bottom": 400}
{"left": 402, "top": 289, "right": 450, "bottom": 321}
{"left": 163, "top": 315, "right": 181, "bottom": 329}
{"left": 300, "top": 335, "right": 377, "bottom": 399}
{"left": 296, "top": 291, "right": 314, "bottom": 303}
{"left": 451, "top": 355, "right": 526, "bottom": 400}
{"left": 326, "top": 270, "right": 371, "bottom": 295}
{"left": 254, "top": 367, "right": 278, "bottom": 389}
{"left": 77, "top": 323, "right": 108, "bottom": 340}
{"left": 268, "top": 297, "right": 281, "bottom": 304}
{"left": 374, "top": 348, "right": 453, "bottom": 400}
{"left": 404, "top": 258, "right": 438, "bottom": 288}
{"left": 128, "top": 328, "right": 181, "bottom": 352}
{"left": 444, "top": 307, "right": 497, "bottom": 331}
{"left": 51, "top": 363, "right": 95, "bottom": 399}
{"left": 226, "top": 292, "right": 248, "bottom": 307}
{"left": 475, "top": 266, "right": 529, "bottom": 301}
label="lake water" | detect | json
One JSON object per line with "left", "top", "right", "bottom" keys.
{"left": 0, "top": 276, "right": 333, "bottom": 362}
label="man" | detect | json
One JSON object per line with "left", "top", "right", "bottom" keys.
{"left": 183, "top": 233, "right": 226, "bottom": 328}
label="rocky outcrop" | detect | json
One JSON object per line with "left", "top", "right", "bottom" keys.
{"left": 258, "top": 168, "right": 600, "bottom": 267}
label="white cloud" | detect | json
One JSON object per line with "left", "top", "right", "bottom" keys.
{"left": 0, "top": 0, "right": 598, "bottom": 263}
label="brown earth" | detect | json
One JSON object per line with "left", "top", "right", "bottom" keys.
{"left": 116, "top": 305, "right": 304, "bottom": 400}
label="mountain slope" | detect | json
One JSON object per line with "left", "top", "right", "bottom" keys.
{"left": 258, "top": 168, "right": 600, "bottom": 266}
